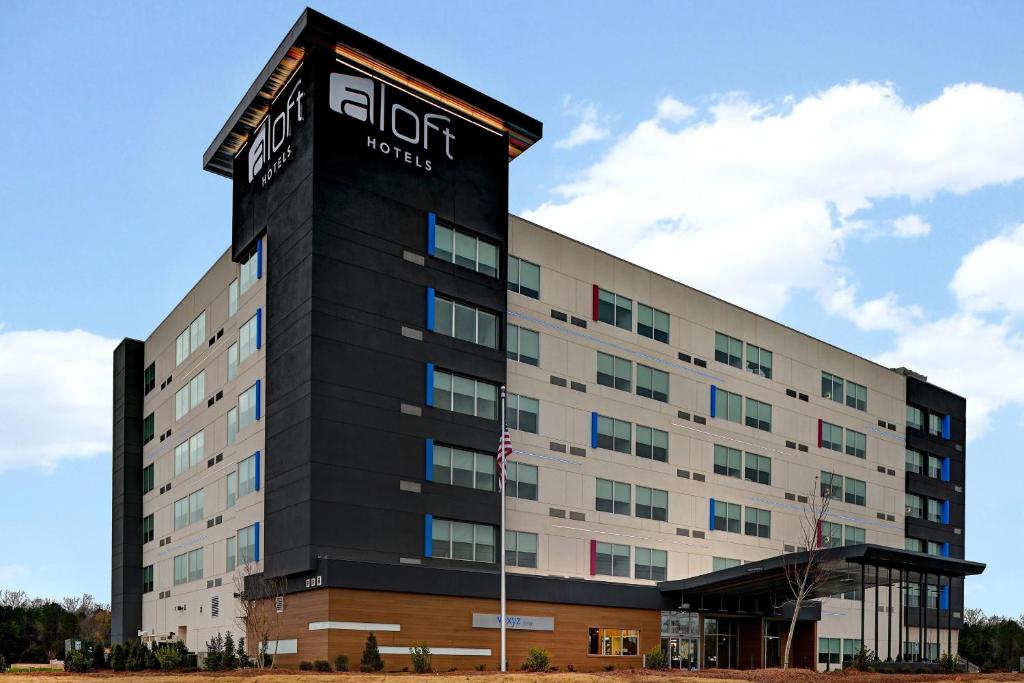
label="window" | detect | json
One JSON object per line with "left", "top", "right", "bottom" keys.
{"left": 906, "top": 449, "right": 923, "bottom": 474}
{"left": 718, "top": 389, "right": 743, "bottom": 423}
{"left": 907, "top": 405, "right": 924, "bottom": 430}
{"left": 745, "top": 398, "right": 772, "bottom": 432}
{"left": 228, "top": 278, "right": 238, "bottom": 317}
{"left": 926, "top": 541, "right": 942, "bottom": 557}
{"left": 596, "top": 352, "right": 632, "bottom": 392}
{"left": 142, "top": 565, "right": 154, "bottom": 594}
{"left": 637, "top": 303, "right": 669, "bottom": 343}
{"left": 713, "top": 557, "right": 741, "bottom": 571}
{"left": 433, "top": 444, "right": 495, "bottom": 491}
{"left": 174, "top": 548, "right": 203, "bottom": 585}
{"left": 846, "top": 381, "right": 867, "bottom": 411}
{"left": 714, "top": 332, "right": 743, "bottom": 368}
{"left": 636, "top": 364, "right": 669, "bottom": 402}
{"left": 238, "top": 453, "right": 259, "bottom": 498}
{"left": 239, "top": 313, "right": 259, "bottom": 363}
{"left": 714, "top": 500, "right": 741, "bottom": 534}
{"left": 174, "top": 441, "right": 190, "bottom": 476}
{"left": 821, "top": 472, "right": 843, "bottom": 500}
{"left": 844, "top": 526, "right": 865, "bottom": 546}
{"left": 929, "top": 412, "right": 943, "bottom": 437}
{"left": 227, "top": 407, "right": 238, "bottom": 444}
{"left": 506, "top": 324, "right": 539, "bottom": 365}
{"left": 635, "top": 486, "right": 668, "bottom": 521}
{"left": 507, "top": 255, "right": 540, "bottom": 298}
{"left": 505, "top": 530, "right": 537, "bottom": 568}
{"left": 189, "top": 431, "right": 204, "bottom": 468}
{"left": 143, "top": 362, "right": 156, "bottom": 395}
{"left": 175, "top": 386, "right": 189, "bottom": 420}
{"left": 843, "top": 639, "right": 863, "bottom": 664}
{"left": 821, "top": 521, "right": 843, "bottom": 548}
{"left": 434, "top": 223, "right": 498, "bottom": 277}
{"left": 226, "top": 536, "right": 237, "bottom": 572}
{"left": 819, "top": 638, "right": 840, "bottom": 665}
{"left": 237, "top": 524, "right": 258, "bottom": 564}
{"left": 189, "top": 371, "right": 205, "bottom": 411}
{"left": 596, "top": 478, "right": 631, "bottom": 515}
{"left": 226, "top": 471, "right": 238, "bottom": 508}
{"left": 588, "top": 627, "right": 638, "bottom": 656}
{"left": 635, "top": 547, "right": 667, "bottom": 581}
{"left": 174, "top": 553, "right": 187, "bottom": 585}
{"left": 845, "top": 429, "right": 866, "bottom": 459}
{"left": 926, "top": 454, "right": 943, "bottom": 479}
{"left": 821, "top": 421, "right": 842, "bottom": 451}
{"left": 713, "top": 444, "right": 741, "bottom": 478}
{"left": 190, "top": 313, "right": 207, "bottom": 358}
{"left": 744, "top": 452, "right": 771, "bottom": 485}
{"left": 596, "top": 415, "right": 631, "bottom": 454}
{"left": 635, "top": 425, "right": 668, "bottom": 462}
{"left": 905, "top": 538, "right": 923, "bottom": 553}
{"left": 175, "top": 490, "right": 204, "bottom": 528}
{"left": 435, "top": 295, "right": 499, "bottom": 349}
{"left": 142, "top": 514, "right": 154, "bottom": 544}
{"left": 597, "top": 288, "right": 632, "bottom": 330}
{"left": 143, "top": 413, "right": 155, "bottom": 445}
{"left": 506, "top": 461, "right": 538, "bottom": 500}
{"left": 142, "top": 464, "right": 155, "bottom": 494}
{"left": 431, "top": 519, "right": 494, "bottom": 562}
{"left": 927, "top": 498, "right": 943, "bottom": 523}
{"left": 822, "top": 372, "right": 844, "bottom": 402}
{"left": 844, "top": 478, "right": 866, "bottom": 506}
{"left": 905, "top": 584, "right": 921, "bottom": 608}
{"left": 744, "top": 507, "right": 771, "bottom": 538}
{"left": 905, "top": 493, "right": 923, "bottom": 519}
{"left": 239, "top": 242, "right": 260, "bottom": 293}
{"left": 595, "top": 542, "right": 630, "bottom": 577}
{"left": 433, "top": 369, "right": 497, "bottom": 420}
{"left": 175, "top": 329, "right": 189, "bottom": 367}
{"left": 227, "top": 342, "right": 238, "bottom": 380}
{"left": 238, "top": 383, "right": 259, "bottom": 430}
{"left": 505, "top": 393, "right": 539, "bottom": 433}
{"left": 746, "top": 344, "right": 772, "bottom": 379}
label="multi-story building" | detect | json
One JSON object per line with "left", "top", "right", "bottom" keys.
{"left": 111, "top": 8, "right": 983, "bottom": 671}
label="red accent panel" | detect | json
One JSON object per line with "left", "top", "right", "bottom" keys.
{"left": 592, "top": 284, "right": 600, "bottom": 321}
{"left": 589, "top": 539, "right": 597, "bottom": 575}
{"left": 816, "top": 520, "right": 823, "bottom": 548}
{"left": 817, "top": 419, "right": 823, "bottom": 448}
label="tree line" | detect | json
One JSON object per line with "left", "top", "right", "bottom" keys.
{"left": 959, "top": 609, "right": 1024, "bottom": 671}
{"left": 0, "top": 590, "right": 111, "bottom": 664}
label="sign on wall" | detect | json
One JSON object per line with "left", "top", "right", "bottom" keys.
{"left": 472, "top": 613, "right": 554, "bottom": 631}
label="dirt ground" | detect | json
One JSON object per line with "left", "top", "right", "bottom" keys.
{"left": 5, "top": 670, "right": 1024, "bottom": 683}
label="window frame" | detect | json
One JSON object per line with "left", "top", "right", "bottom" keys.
{"left": 594, "top": 542, "right": 631, "bottom": 578}
{"left": 714, "top": 332, "right": 743, "bottom": 368}
{"left": 744, "top": 506, "right": 771, "bottom": 538}
{"left": 713, "top": 444, "right": 742, "bottom": 479}
{"left": 506, "top": 461, "right": 538, "bottom": 501}
{"left": 507, "top": 255, "right": 540, "bottom": 298}
{"left": 596, "top": 351, "right": 632, "bottom": 392}
{"left": 596, "top": 478, "right": 631, "bottom": 516}
{"left": 636, "top": 364, "right": 669, "bottom": 403}
{"left": 635, "top": 425, "right": 668, "bottom": 462}
{"left": 505, "top": 530, "right": 538, "bottom": 568}
{"left": 637, "top": 303, "right": 670, "bottom": 343}
{"left": 744, "top": 452, "right": 771, "bottom": 485}
{"left": 433, "top": 369, "right": 498, "bottom": 421}
{"left": 434, "top": 294, "right": 499, "bottom": 349}
{"left": 432, "top": 444, "right": 496, "bottom": 492}
{"left": 505, "top": 392, "right": 539, "bottom": 433}
{"left": 634, "top": 546, "right": 667, "bottom": 581}
{"left": 714, "top": 500, "right": 742, "bottom": 534}
{"left": 745, "top": 397, "right": 772, "bottom": 432}
{"left": 635, "top": 485, "right": 668, "bottom": 521}
{"left": 506, "top": 323, "right": 540, "bottom": 365}
{"left": 434, "top": 223, "right": 499, "bottom": 277}
{"left": 746, "top": 344, "right": 772, "bottom": 379}
{"left": 597, "top": 288, "right": 632, "bottom": 330}
{"left": 822, "top": 371, "right": 844, "bottom": 403}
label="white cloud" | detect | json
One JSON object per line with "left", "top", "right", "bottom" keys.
{"left": 655, "top": 96, "right": 696, "bottom": 123}
{"left": 554, "top": 99, "right": 611, "bottom": 149}
{"left": 524, "top": 81, "right": 1024, "bottom": 316}
{"left": 0, "top": 329, "right": 116, "bottom": 473}
{"left": 890, "top": 213, "right": 931, "bottom": 238}
{"left": 819, "top": 278, "right": 924, "bottom": 333}
{"left": 952, "top": 223, "right": 1024, "bottom": 315}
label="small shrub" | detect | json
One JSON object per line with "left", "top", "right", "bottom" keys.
{"left": 360, "top": 632, "right": 384, "bottom": 671}
{"left": 237, "top": 636, "right": 248, "bottom": 667}
{"left": 410, "top": 643, "right": 432, "bottom": 673}
{"left": 359, "top": 664, "right": 374, "bottom": 672}
{"left": 155, "top": 644, "right": 183, "bottom": 670}
{"left": 299, "top": 660, "right": 314, "bottom": 671}
{"left": 939, "top": 652, "right": 959, "bottom": 673}
{"left": 850, "top": 646, "right": 874, "bottom": 672}
{"left": 475, "top": 663, "right": 486, "bottom": 671}
{"left": 64, "top": 649, "right": 92, "bottom": 673}
{"left": 604, "top": 664, "right": 615, "bottom": 671}
{"left": 523, "top": 647, "right": 551, "bottom": 672}
{"left": 110, "top": 643, "right": 126, "bottom": 671}
{"left": 91, "top": 643, "right": 106, "bottom": 670}
{"left": 223, "top": 631, "right": 237, "bottom": 670}
{"left": 313, "top": 659, "right": 332, "bottom": 672}
{"left": 644, "top": 647, "right": 668, "bottom": 670}
{"left": 447, "top": 666, "right": 456, "bottom": 672}
{"left": 566, "top": 663, "right": 576, "bottom": 672}
{"left": 334, "top": 654, "right": 350, "bottom": 671}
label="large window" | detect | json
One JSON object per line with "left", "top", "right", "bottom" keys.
{"left": 844, "top": 525, "right": 865, "bottom": 546}
{"left": 238, "top": 452, "right": 259, "bottom": 498}
{"left": 174, "top": 490, "right": 204, "bottom": 529}
{"left": 597, "top": 288, "right": 632, "bottom": 330}
{"left": 594, "top": 542, "right": 630, "bottom": 577}
{"left": 929, "top": 412, "right": 944, "bottom": 437}
{"left": 506, "top": 461, "right": 538, "bottom": 501}
{"left": 228, "top": 278, "right": 238, "bottom": 317}
{"left": 819, "top": 638, "right": 841, "bottom": 665}
{"left": 905, "top": 493, "right": 923, "bottom": 519}
{"left": 744, "top": 507, "right": 771, "bottom": 538}
{"left": 906, "top": 449, "right": 923, "bottom": 474}
{"left": 239, "top": 383, "right": 259, "bottom": 430}
{"left": 434, "top": 224, "right": 498, "bottom": 277}
{"left": 175, "top": 386, "right": 189, "bottom": 420}
{"left": 189, "top": 371, "right": 206, "bottom": 412}
{"left": 596, "top": 352, "right": 632, "bottom": 392}
{"left": 239, "top": 242, "right": 260, "bottom": 293}
{"left": 142, "top": 514, "right": 154, "bottom": 544}
{"left": 635, "top": 547, "right": 667, "bottom": 581}
{"left": 596, "top": 415, "right": 631, "bottom": 454}
{"left": 844, "top": 478, "right": 866, "bottom": 506}
{"left": 636, "top": 364, "right": 669, "bottom": 402}
{"left": 713, "top": 557, "right": 742, "bottom": 571}
{"left": 821, "top": 471, "right": 843, "bottom": 500}
{"left": 927, "top": 454, "right": 943, "bottom": 479}
{"left": 237, "top": 524, "right": 258, "bottom": 564}
{"left": 143, "top": 363, "right": 156, "bottom": 395}
{"left": 239, "top": 313, "right": 259, "bottom": 363}
{"left": 744, "top": 452, "right": 771, "bottom": 485}
{"left": 635, "top": 486, "right": 668, "bottom": 521}
{"left": 907, "top": 405, "right": 924, "bottom": 431}
{"left": 227, "top": 407, "right": 238, "bottom": 444}
{"left": 176, "top": 440, "right": 193, "bottom": 477}
{"left": 433, "top": 444, "right": 495, "bottom": 492}
{"left": 846, "top": 381, "right": 867, "bottom": 411}
{"left": 637, "top": 303, "right": 669, "bottom": 343}
{"left": 226, "top": 471, "right": 237, "bottom": 508}
{"left": 845, "top": 429, "right": 866, "bottom": 459}
{"left": 227, "top": 342, "right": 238, "bottom": 380}
{"left": 142, "top": 565, "right": 154, "bottom": 594}
{"left": 431, "top": 519, "right": 495, "bottom": 562}
{"left": 746, "top": 344, "right": 772, "bottom": 379}
{"left": 842, "top": 639, "right": 863, "bottom": 664}
{"left": 588, "top": 627, "right": 639, "bottom": 656}
{"left": 174, "top": 431, "right": 205, "bottom": 476}
{"left": 142, "top": 464, "right": 155, "bottom": 494}
{"left": 821, "top": 421, "right": 843, "bottom": 452}
{"left": 435, "top": 295, "right": 498, "bottom": 349}
{"left": 714, "top": 332, "right": 743, "bottom": 368}
{"left": 506, "top": 324, "right": 539, "bottom": 365}
{"left": 507, "top": 256, "right": 540, "bottom": 298}
{"left": 822, "top": 371, "right": 844, "bottom": 402}
{"left": 143, "top": 412, "right": 154, "bottom": 445}
{"left": 175, "top": 330, "right": 189, "bottom": 367}
{"left": 174, "top": 548, "right": 203, "bottom": 585}
{"left": 175, "top": 311, "right": 206, "bottom": 367}
{"left": 505, "top": 530, "right": 537, "bottom": 568}
{"left": 821, "top": 521, "right": 843, "bottom": 548}
{"left": 635, "top": 425, "right": 668, "bottom": 462}
{"left": 718, "top": 389, "right": 742, "bottom": 423}
{"left": 226, "top": 536, "right": 237, "bottom": 572}
{"left": 714, "top": 444, "right": 741, "bottom": 478}
{"left": 714, "top": 500, "right": 741, "bottom": 534}
{"left": 434, "top": 369, "right": 497, "bottom": 420}
{"left": 927, "top": 498, "right": 943, "bottom": 523}
{"left": 745, "top": 398, "right": 772, "bottom": 432}
{"left": 505, "top": 393, "right": 539, "bottom": 433}
{"left": 596, "top": 478, "right": 631, "bottom": 515}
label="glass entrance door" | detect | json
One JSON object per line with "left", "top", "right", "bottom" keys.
{"left": 763, "top": 621, "right": 782, "bottom": 668}
{"left": 660, "top": 637, "right": 698, "bottom": 669}
{"left": 703, "top": 617, "right": 739, "bottom": 668}
{"left": 661, "top": 610, "right": 700, "bottom": 669}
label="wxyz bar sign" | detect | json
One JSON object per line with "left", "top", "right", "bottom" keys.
{"left": 471, "top": 613, "right": 554, "bottom": 631}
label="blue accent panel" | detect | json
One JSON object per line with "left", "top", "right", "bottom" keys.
{"left": 941, "top": 500, "right": 950, "bottom": 525}
{"left": 256, "top": 240, "right": 263, "bottom": 279}
{"left": 941, "top": 542, "right": 950, "bottom": 558}
{"left": 425, "top": 363, "right": 434, "bottom": 406}
{"left": 253, "top": 521, "right": 260, "bottom": 562}
{"left": 425, "top": 439, "right": 434, "bottom": 481}
{"left": 709, "top": 498, "right": 716, "bottom": 531}
{"left": 254, "top": 380, "right": 261, "bottom": 420}
{"left": 427, "top": 213, "right": 437, "bottom": 256}
{"left": 254, "top": 451, "right": 261, "bottom": 492}
{"left": 426, "top": 287, "right": 436, "bottom": 331}
{"left": 710, "top": 385, "right": 717, "bottom": 418}
{"left": 942, "top": 414, "right": 951, "bottom": 440}
{"left": 256, "top": 308, "right": 262, "bottom": 350}
{"left": 591, "top": 412, "right": 599, "bottom": 449}
{"left": 940, "top": 584, "right": 949, "bottom": 609}
{"left": 424, "top": 514, "right": 433, "bottom": 557}
{"left": 941, "top": 457, "right": 951, "bottom": 482}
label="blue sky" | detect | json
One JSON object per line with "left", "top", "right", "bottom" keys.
{"left": 2, "top": 1, "right": 1022, "bottom": 615}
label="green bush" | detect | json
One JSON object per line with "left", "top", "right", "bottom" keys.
{"left": 410, "top": 643, "right": 432, "bottom": 673}
{"left": 360, "top": 632, "right": 384, "bottom": 672}
{"left": 523, "top": 647, "right": 550, "bottom": 672}
{"left": 91, "top": 642, "right": 106, "bottom": 669}
{"left": 939, "top": 652, "right": 959, "bottom": 673}
{"left": 110, "top": 643, "right": 125, "bottom": 671}
{"left": 205, "top": 632, "right": 224, "bottom": 670}
{"left": 299, "top": 660, "right": 313, "bottom": 671}
{"left": 644, "top": 646, "right": 668, "bottom": 670}
{"left": 850, "top": 646, "right": 875, "bottom": 671}
{"left": 155, "top": 644, "right": 183, "bottom": 670}
{"left": 64, "top": 649, "right": 92, "bottom": 673}
{"left": 333, "top": 654, "right": 350, "bottom": 672}
{"left": 223, "top": 631, "right": 237, "bottom": 670}
{"left": 314, "top": 659, "right": 332, "bottom": 672}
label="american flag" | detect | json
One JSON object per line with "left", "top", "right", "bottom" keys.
{"left": 497, "top": 426, "right": 512, "bottom": 493}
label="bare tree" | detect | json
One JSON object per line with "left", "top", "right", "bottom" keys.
{"left": 233, "top": 562, "right": 286, "bottom": 669}
{"left": 0, "top": 590, "right": 29, "bottom": 608}
{"left": 780, "top": 476, "right": 834, "bottom": 670}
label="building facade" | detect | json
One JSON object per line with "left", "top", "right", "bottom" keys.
{"left": 112, "top": 8, "right": 981, "bottom": 671}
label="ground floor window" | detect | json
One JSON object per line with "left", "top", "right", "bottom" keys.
{"left": 842, "top": 639, "right": 862, "bottom": 663}
{"left": 588, "top": 627, "right": 639, "bottom": 656}
{"left": 818, "top": 637, "right": 840, "bottom": 665}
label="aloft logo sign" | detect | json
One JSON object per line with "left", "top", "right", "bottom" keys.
{"left": 328, "top": 72, "right": 455, "bottom": 172}
{"left": 247, "top": 76, "right": 307, "bottom": 186}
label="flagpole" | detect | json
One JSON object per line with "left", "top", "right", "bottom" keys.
{"left": 499, "top": 385, "right": 507, "bottom": 673}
